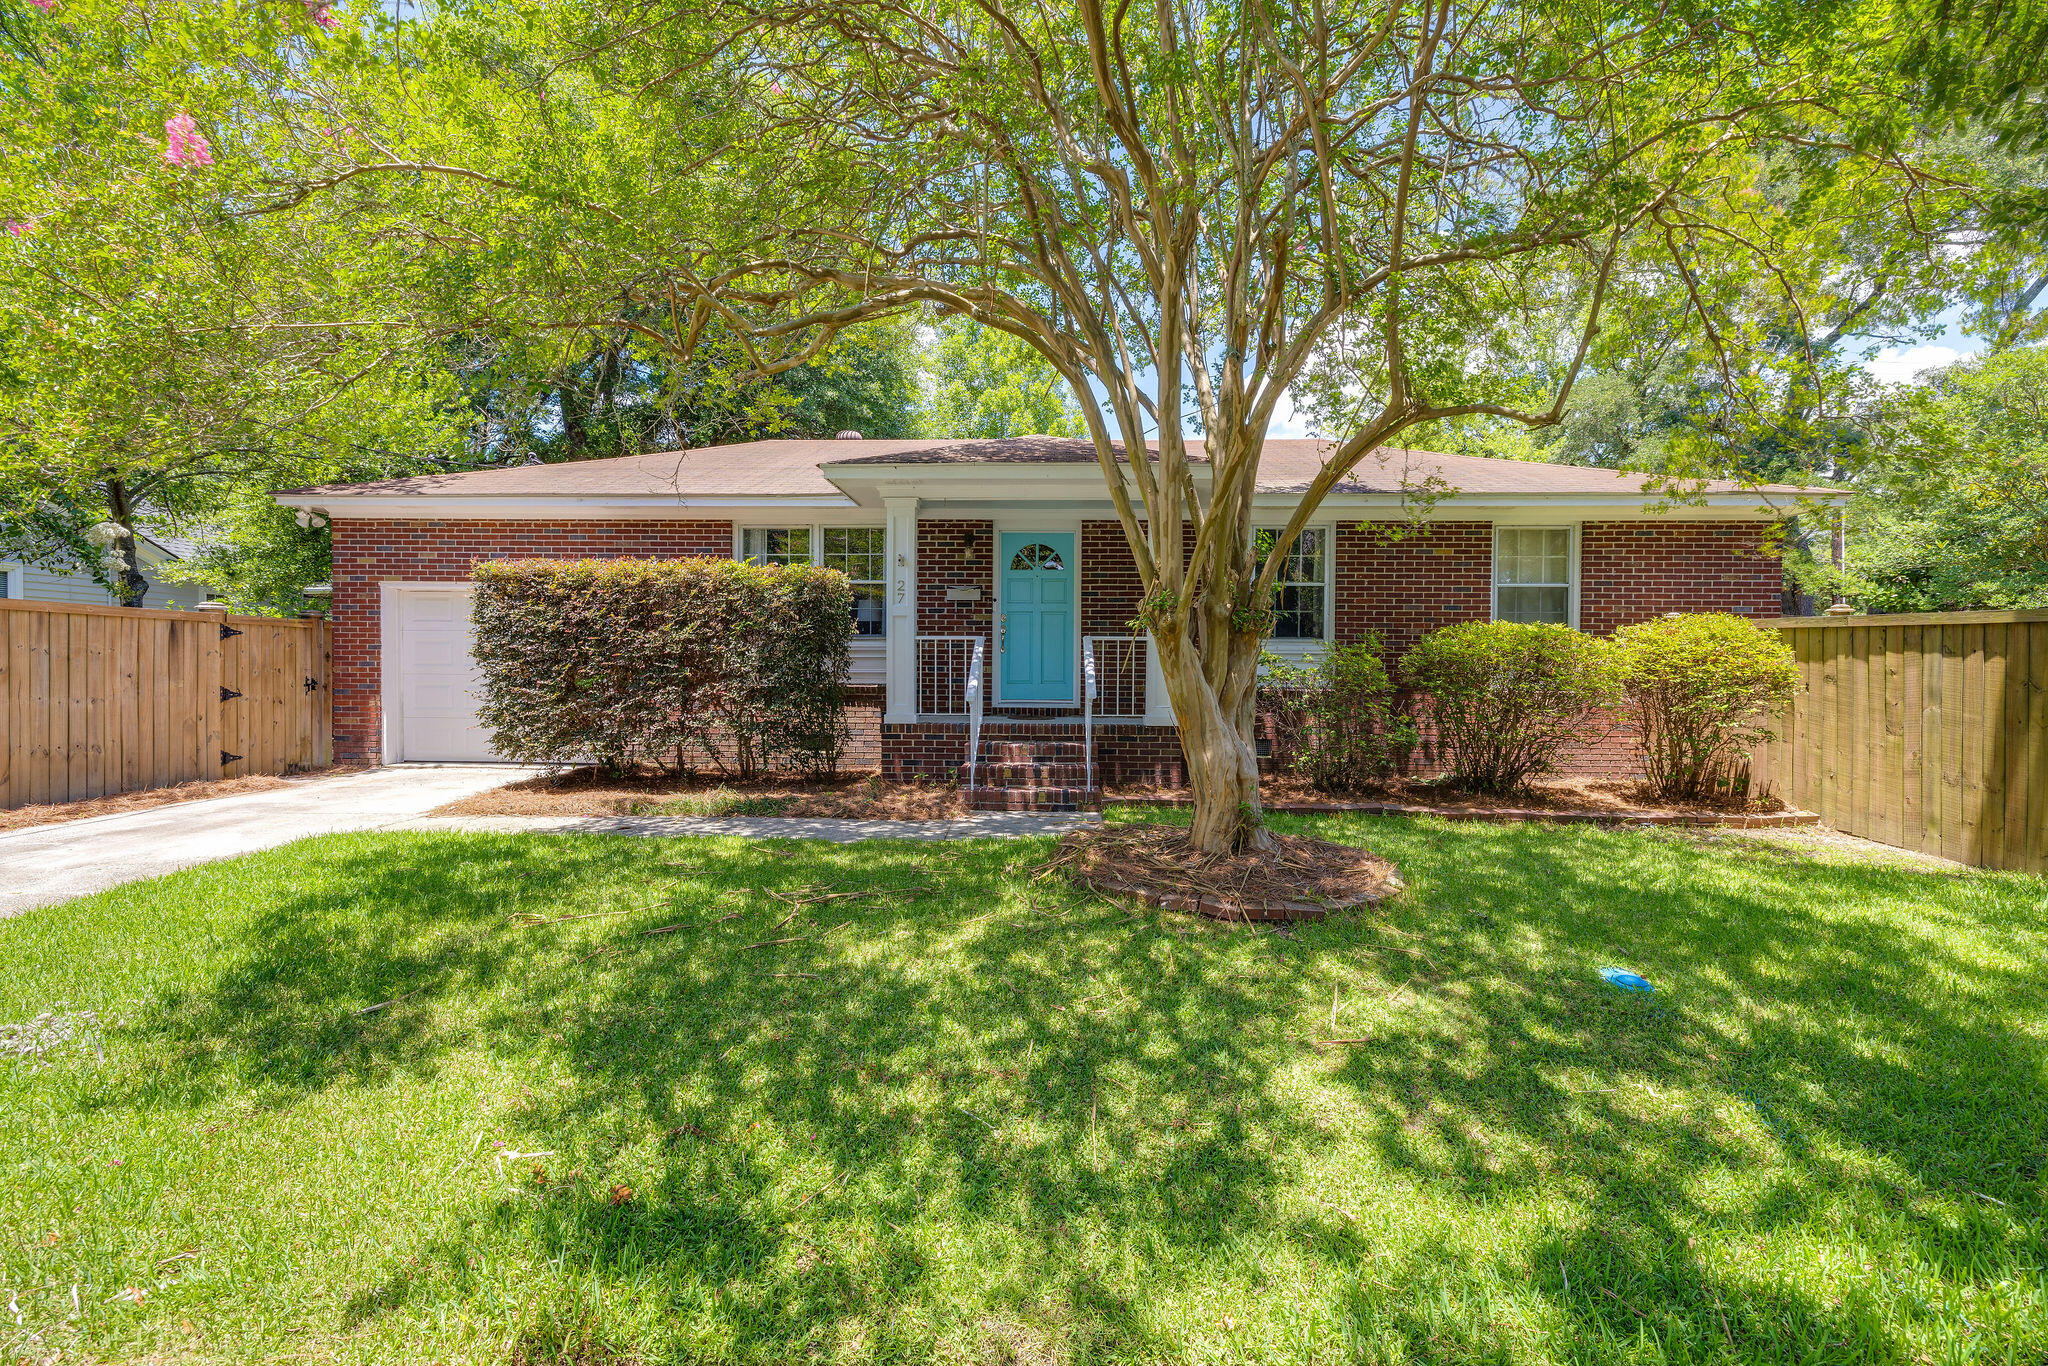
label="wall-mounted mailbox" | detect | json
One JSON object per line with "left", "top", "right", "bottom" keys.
{"left": 944, "top": 586, "right": 983, "bottom": 602}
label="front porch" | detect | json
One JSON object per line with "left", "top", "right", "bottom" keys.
{"left": 881, "top": 637, "right": 1185, "bottom": 804}
{"left": 866, "top": 503, "right": 1181, "bottom": 803}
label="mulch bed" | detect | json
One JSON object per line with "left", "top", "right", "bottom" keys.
{"left": 1107, "top": 774, "right": 1816, "bottom": 829}
{"left": 432, "top": 768, "right": 969, "bottom": 820}
{"left": 1044, "top": 823, "right": 1404, "bottom": 923}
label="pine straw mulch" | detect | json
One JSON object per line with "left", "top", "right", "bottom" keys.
{"left": 0, "top": 766, "right": 370, "bottom": 834}
{"left": 1042, "top": 823, "right": 1404, "bottom": 923}
{"left": 1109, "top": 773, "right": 1789, "bottom": 818}
{"left": 431, "top": 767, "right": 969, "bottom": 820}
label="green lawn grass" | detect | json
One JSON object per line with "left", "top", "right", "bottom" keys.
{"left": 1, "top": 815, "right": 2043, "bottom": 1365}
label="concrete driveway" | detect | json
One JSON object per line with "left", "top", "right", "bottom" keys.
{"left": 0, "top": 764, "right": 541, "bottom": 919}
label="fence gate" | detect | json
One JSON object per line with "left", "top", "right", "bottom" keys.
{"left": 0, "top": 599, "right": 331, "bottom": 810}
{"left": 1754, "top": 610, "right": 2048, "bottom": 872}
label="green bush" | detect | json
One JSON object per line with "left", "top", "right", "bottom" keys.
{"left": 1613, "top": 612, "right": 1798, "bottom": 801}
{"left": 1261, "top": 638, "right": 1416, "bottom": 793}
{"left": 1400, "top": 621, "right": 1623, "bottom": 793}
{"left": 470, "top": 558, "right": 851, "bottom": 777}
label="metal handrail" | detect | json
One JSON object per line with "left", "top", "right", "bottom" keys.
{"left": 965, "top": 636, "right": 985, "bottom": 789}
{"left": 1082, "top": 634, "right": 1100, "bottom": 794}
{"left": 916, "top": 634, "right": 982, "bottom": 717}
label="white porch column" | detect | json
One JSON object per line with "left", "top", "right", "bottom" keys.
{"left": 883, "top": 496, "right": 921, "bottom": 723}
{"left": 1142, "top": 634, "right": 1175, "bottom": 725}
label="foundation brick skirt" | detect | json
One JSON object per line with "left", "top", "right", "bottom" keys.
{"left": 881, "top": 722, "right": 1188, "bottom": 788}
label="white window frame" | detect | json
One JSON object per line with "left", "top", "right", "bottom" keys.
{"left": 0, "top": 561, "right": 21, "bottom": 599}
{"left": 736, "top": 525, "right": 815, "bottom": 566}
{"left": 1490, "top": 524, "right": 1580, "bottom": 628}
{"left": 735, "top": 523, "right": 889, "bottom": 637}
{"left": 1252, "top": 524, "right": 1333, "bottom": 643}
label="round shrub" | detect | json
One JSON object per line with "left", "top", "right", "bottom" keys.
{"left": 1400, "top": 621, "right": 1623, "bottom": 793}
{"left": 1613, "top": 612, "right": 1798, "bottom": 801}
{"left": 1260, "top": 638, "right": 1416, "bottom": 793}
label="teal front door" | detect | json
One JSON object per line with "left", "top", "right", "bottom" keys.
{"left": 999, "top": 532, "right": 1075, "bottom": 701}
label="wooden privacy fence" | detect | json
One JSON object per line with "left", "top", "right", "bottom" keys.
{"left": 1754, "top": 610, "right": 2048, "bottom": 872}
{"left": 0, "top": 599, "right": 331, "bottom": 810}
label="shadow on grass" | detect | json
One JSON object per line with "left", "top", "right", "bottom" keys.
{"left": 114, "top": 819, "right": 2048, "bottom": 1362}
{"left": 1281, "top": 816, "right": 2048, "bottom": 1360}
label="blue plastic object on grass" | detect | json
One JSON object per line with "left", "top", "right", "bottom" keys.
{"left": 1598, "top": 967, "right": 1654, "bottom": 993}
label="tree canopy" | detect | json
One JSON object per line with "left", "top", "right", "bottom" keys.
{"left": 0, "top": 0, "right": 2033, "bottom": 843}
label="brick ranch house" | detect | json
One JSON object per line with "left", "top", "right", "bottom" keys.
{"left": 276, "top": 436, "right": 1839, "bottom": 801}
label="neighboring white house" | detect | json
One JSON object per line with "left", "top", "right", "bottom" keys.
{"left": 0, "top": 531, "right": 211, "bottom": 611}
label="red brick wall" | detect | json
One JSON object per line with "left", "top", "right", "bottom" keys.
{"left": 916, "top": 519, "right": 996, "bottom": 645}
{"left": 1081, "top": 520, "right": 1144, "bottom": 634}
{"left": 328, "top": 517, "right": 734, "bottom": 761}
{"left": 880, "top": 720, "right": 1185, "bottom": 785}
{"left": 1334, "top": 521, "right": 1494, "bottom": 659}
{"left": 1579, "top": 521, "right": 1780, "bottom": 634}
{"left": 841, "top": 685, "right": 885, "bottom": 771}
{"left": 1079, "top": 519, "right": 1196, "bottom": 635}
{"left": 332, "top": 512, "right": 1783, "bottom": 775}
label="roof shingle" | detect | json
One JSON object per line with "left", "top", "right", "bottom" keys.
{"left": 277, "top": 436, "right": 1833, "bottom": 500}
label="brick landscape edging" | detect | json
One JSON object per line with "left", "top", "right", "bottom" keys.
{"left": 1106, "top": 795, "right": 1820, "bottom": 829}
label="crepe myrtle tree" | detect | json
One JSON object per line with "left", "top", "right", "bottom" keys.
{"left": 567, "top": 0, "right": 1934, "bottom": 852}
{"left": 28, "top": 0, "right": 1943, "bottom": 850}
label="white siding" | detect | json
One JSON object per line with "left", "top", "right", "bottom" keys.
{"left": 1261, "top": 639, "right": 1325, "bottom": 667}
{"left": 9, "top": 559, "right": 209, "bottom": 610}
{"left": 14, "top": 564, "right": 116, "bottom": 606}
{"left": 849, "top": 638, "right": 886, "bottom": 687}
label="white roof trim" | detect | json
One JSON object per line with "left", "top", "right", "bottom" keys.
{"left": 275, "top": 494, "right": 860, "bottom": 519}
{"left": 283, "top": 490, "right": 1827, "bottom": 522}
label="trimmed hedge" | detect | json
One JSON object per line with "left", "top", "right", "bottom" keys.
{"left": 1401, "top": 621, "right": 1623, "bottom": 792}
{"left": 1614, "top": 612, "right": 1798, "bottom": 801}
{"left": 470, "top": 558, "right": 852, "bottom": 777}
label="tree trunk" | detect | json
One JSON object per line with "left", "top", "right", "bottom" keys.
{"left": 1157, "top": 625, "right": 1272, "bottom": 855}
{"left": 103, "top": 478, "right": 148, "bottom": 608}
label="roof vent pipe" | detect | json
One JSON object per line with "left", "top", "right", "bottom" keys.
{"left": 835, "top": 430, "right": 863, "bottom": 440}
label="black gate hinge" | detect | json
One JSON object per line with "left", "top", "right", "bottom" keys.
{"left": 219, "top": 623, "right": 243, "bottom": 641}
{"left": 303, "top": 676, "right": 322, "bottom": 693}
{"left": 219, "top": 686, "right": 242, "bottom": 702}
{"left": 221, "top": 750, "right": 243, "bottom": 766}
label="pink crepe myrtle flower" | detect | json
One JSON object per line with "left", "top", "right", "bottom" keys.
{"left": 304, "top": 0, "right": 336, "bottom": 29}
{"left": 27, "top": 0, "right": 56, "bottom": 11}
{"left": 5, "top": 220, "right": 32, "bottom": 236}
{"left": 163, "top": 113, "right": 214, "bottom": 169}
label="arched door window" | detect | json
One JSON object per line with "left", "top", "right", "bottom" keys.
{"left": 1008, "top": 542, "right": 1065, "bottom": 572}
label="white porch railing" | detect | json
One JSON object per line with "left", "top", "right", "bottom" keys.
{"left": 1082, "top": 638, "right": 1097, "bottom": 791}
{"left": 1084, "top": 637, "right": 1148, "bottom": 718}
{"left": 965, "top": 637, "right": 985, "bottom": 789}
{"left": 915, "top": 635, "right": 981, "bottom": 716}
{"left": 1082, "top": 636, "right": 1149, "bottom": 793}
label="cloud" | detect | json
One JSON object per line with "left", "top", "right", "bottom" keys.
{"left": 1266, "top": 387, "right": 1308, "bottom": 437}
{"left": 1864, "top": 343, "right": 1969, "bottom": 387}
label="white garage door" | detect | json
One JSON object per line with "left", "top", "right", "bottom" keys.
{"left": 392, "top": 587, "right": 499, "bottom": 761}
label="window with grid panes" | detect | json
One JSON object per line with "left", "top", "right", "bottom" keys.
{"left": 1252, "top": 527, "right": 1327, "bottom": 638}
{"left": 1493, "top": 527, "right": 1571, "bottom": 623}
{"left": 822, "top": 527, "right": 887, "bottom": 635}
{"left": 741, "top": 527, "right": 812, "bottom": 566}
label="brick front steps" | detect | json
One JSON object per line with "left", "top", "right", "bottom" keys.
{"left": 967, "top": 737, "right": 1101, "bottom": 812}
{"left": 1106, "top": 795, "right": 1819, "bottom": 829}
